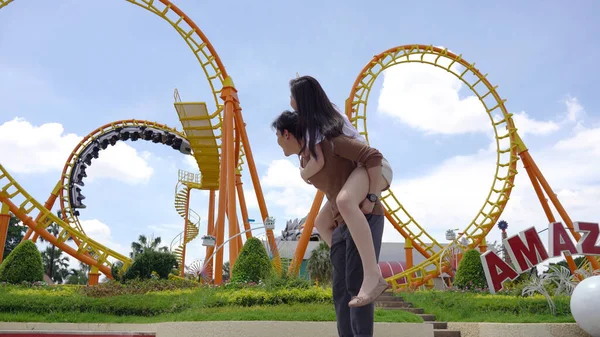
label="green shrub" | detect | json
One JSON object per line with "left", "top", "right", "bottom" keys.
{"left": 121, "top": 250, "right": 178, "bottom": 282}
{"left": 0, "top": 240, "right": 44, "bottom": 284}
{"left": 81, "top": 278, "right": 199, "bottom": 297}
{"left": 263, "top": 269, "right": 311, "bottom": 290}
{"left": 0, "top": 289, "right": 190, "bottom": 316}
{"left": 231, "top": 237, "right": 272, "bottom": 284}
{"left": 224, "top": 287, "right": 332, "bottom": 307}
{"left": 453, "top": 249, "right": 487, "bottom": 290}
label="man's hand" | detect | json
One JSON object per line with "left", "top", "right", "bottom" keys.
{"left": 359, "top": 199, "right": 375, "bottom": 214}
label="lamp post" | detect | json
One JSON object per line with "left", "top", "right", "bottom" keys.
{"left": 200, "top": 217, "right": 276, "bottom": 279}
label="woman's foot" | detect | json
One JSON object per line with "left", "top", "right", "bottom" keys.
{"left": 348, "top": 275, "right": 389, "bottom": 308}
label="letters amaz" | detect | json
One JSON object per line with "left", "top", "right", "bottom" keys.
{"left": 480, "top": 221, "right": 600, "bottom": 294}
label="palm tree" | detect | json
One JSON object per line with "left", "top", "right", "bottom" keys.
{"left": 130, "top": 234, "right": 168, "bottom": 258}
{"left": 306, "top": 241, "right": 332, "bottom": 285}
{"left": 65, "top": 261, "right": 91, "bottom": 285}
{"left": 38, "top": 210, "right": 73, "bottom": 283}
{"left": 222, "top": 261, "right": 230, "bottom": 281}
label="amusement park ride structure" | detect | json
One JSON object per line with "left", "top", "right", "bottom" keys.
{"left": 0, "top": 0, "right": 598, "bottom": 289}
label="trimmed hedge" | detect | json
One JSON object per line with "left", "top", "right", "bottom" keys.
{"left": 114, "top": 250, "right": 178, "bottom": 282}
{"left": 0, "top": 240, "right": 44, "bottom": 284}
{"left": 402, "top": 290, "right": 572, "bottom": 317}
{"left": 224, "top": 287, "right": 332, "bottom": 307}
{"left": 453, "top": 249, "right": 487, "bottom": 290}
{"left": 231, "top": 237, "right": 272, "bottom": 284}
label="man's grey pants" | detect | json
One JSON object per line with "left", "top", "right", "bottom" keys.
{"left": 330, "top": 213, "right": 384, "bottom": 337}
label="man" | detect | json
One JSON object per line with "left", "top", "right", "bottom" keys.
{"left": 271, "top": 110, "right": 385, "bottom": 337}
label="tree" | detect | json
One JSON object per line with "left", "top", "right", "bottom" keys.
{"left": 3, "top": 213, "right": 27, "bottom": 258}
{"left": 37, "top": 212, "right": 73, "bottom": 284}
{"left": 65, "top": 261, "right": 90, "bottom": 285}
{"left": 543, "top": 256, "right": 587, "bottom": 276}
{"left": 453, "top": 249, "right": 488, "bottom": 290}
{"left": 130, "top": 234, "right": 168, "bottom": 258}
{"left": 231, "top": 237, "right": 272, "bottom": 283}
{"left": 222, "top": 261, "right": 230, "bottom": 281}
{"left": 307, "top": 241, "right": 332, "bottom": 285}
{"left": 0, "top": 240, "right": 44, "bottom": 283}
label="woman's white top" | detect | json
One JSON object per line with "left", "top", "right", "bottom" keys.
{"left": 305, "top": 109, "right": 367, "bottom": 145}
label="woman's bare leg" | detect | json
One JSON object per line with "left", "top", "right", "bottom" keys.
{"left": 336, "top": 166, "right": 386, "bottom": 306}
{"left": 314, "top": 200, "right": 334, "bottom": 246}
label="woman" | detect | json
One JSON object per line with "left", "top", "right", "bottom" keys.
{"left": 289, "top": 75, "right": 393, "bottom": 307}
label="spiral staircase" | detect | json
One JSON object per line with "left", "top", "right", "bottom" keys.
{"left": 171, "top": 173, "right": 202, "bottom": 275}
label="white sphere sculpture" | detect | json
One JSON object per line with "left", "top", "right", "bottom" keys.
{"left": 571, "top": 275, "right": 600, "bottom": 337}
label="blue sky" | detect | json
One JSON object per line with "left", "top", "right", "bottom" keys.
{"left": 1, "top": 0, "right": 599, "bottom": 273}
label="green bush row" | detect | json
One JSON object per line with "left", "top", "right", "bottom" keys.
{"left": 403, "top": 290, "right": 571, "bottom": 316}
{"left": 81, "top": 278, "right": 200, "bottom": 297}
{"left": 0, "top": 284, "right": 333, "bottom": 315}
{"left": 0, "top": 292, "right": 191, "bottom": 316}
{"left": 222, "top": 287, "right": 332, "bottom": 307}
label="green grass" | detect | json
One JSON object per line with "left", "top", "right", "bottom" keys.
{"left": 0, "top": 303, "right": 421, "bottom": 323}
{"left": 400, "top": 290, "right": 575, "bottom": 323}
{"left": 0, "top": 283, "right": 421, "bottom": 323}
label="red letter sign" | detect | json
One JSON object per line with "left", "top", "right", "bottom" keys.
{"left": 481, "top": 250, "right": 519, "bottom": 294}
{"left": 505, "top": 227, "right": 549, "bottom": 273}
{"left": 548, "top": 222, "right": 578, "bottom": 257}
{"left": 574, "top": 222, "right": 600, "bottom": 256}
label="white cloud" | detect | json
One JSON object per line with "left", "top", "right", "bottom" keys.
{"left": 564, "top": 96, "right": 584, "bottom": 122}
{"left": 62, "top": 219, "right": 130, "bottom": 271}
{"left": 85, "top": 142, "right": 153, "bottom": 185}
{"left": 0, "top": 118, "right": 153, "bottom": 184}
{"left": 381, "top": 105, "right": 600, "bottom": 259}
{"left": 0, "top": 118, "right": 80, "bottom": 173}
{"left": 376, "top": 52, "right": 561, "bottom": 137}
{"left": 260, "top": 159, "right": 316, "bottom": 219}
{"left": 511, "top": 111, "right": 560, "bottom": 137}
{"left": 377, "top": 62, "right": 489, "bottom": 135}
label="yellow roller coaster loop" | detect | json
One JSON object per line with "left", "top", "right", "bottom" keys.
{"left": 347, "top": 45, "right": 520, "bottom": 289}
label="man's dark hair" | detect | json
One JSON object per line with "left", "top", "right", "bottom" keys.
{"left": 271, "top": 110, "right": 301, "bottom": 138}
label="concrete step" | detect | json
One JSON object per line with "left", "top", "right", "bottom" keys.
{"left": 376, "top": 294, "right": 404, "bottom": 302}
{"left": 417, "top": 314, "right": 436, "bottom": 321}
{"left": 424, "top": 321, "right": 447, "bottom": 329}
{"left": 375, "top": 300, "right": 413, "bottom": 308}
{"left": 433, "top": 329, "right": 461, "bottom": 337}
{"left": 381, "top": 307, "right": 424, "bottom": 314}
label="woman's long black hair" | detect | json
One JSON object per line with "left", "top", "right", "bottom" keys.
{"left": 290, "top": 75, "right": 345, "bottom": 159}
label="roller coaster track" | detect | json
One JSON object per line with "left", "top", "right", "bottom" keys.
{"left": 0, "top": 0, "right": 263, "bottom": 279}
{"left": 0, "top": 163, "right": 131, "bottom": 275}
{"left": 346, "top": 45, "right": 520, "bottom": 289}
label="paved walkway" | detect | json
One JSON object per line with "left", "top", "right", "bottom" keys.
{"left": 0, "top": 322, "right": 433, "bottom": 337}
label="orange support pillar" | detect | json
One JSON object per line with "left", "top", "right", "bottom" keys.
{"left": 221, "top": 79, "right": 239, "bottom": 270}
{"left": 234, "top": 101, "right": 281, "bottom": 271}
{"left": 404, "top": 239, "right": 413, "bottom": 270}
{"left": 479, "top": 241, "right": 487, "bottom": 253}
{"left": 0, "top": 203, "right": 10, "bottom": 264}
{"left": 88, "top": 266, "right": 100, "bottom": 286}
{"left": 289, "top": 191, "right": 324, "bottom": 275}
{"left": 520, "top": 150, "right": 600, "bottom": 272}
{"left": 204, "top": 190, "right": 216, "bottom": 280}
{"left": 23, "top": 181, "right": 62, "bottom": 242}
{"left": 235, "top": 173, "right": 252, "bottom": 239}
